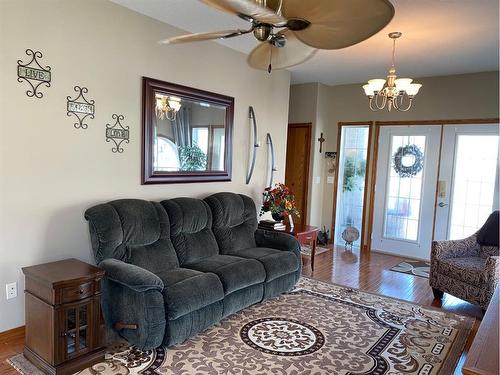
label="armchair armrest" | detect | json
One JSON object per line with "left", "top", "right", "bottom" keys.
{"left": 99, "top": 258, "right": 164, "bottom": 293}
{"left": 431, "top": 234, "right": 480, "bottom": 261}
{"left": 484, "top": 256, "right": 500, "bottom": 288}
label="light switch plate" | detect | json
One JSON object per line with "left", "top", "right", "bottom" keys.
{"left": 6, "top": 282, "right": 17, "bottom": 300}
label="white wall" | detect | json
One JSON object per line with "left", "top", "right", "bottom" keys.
{"left": 289, "top": 71, "right": 499, "bottom": 238}
{"left": 0, "top": 0, "right": 291, "bottom": 332}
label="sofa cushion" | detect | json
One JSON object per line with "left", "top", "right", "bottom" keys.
{"left": 436, "top": 257, "right": 486, "bottom": 287}
{"left": 85, "top": 199, "right": 179, "bottom": 273}
{"left": 228, "top": 247, "right": 299, "bottom": 282}
{"left": 157, "top": 268, "right": 224, "bottom": 320}
{"left": 161, "top": 198, "right": 220, "bottom": 265}
{"left": 184, "top": 255, "right": 266, "bottom": 294}
{"left": 204, "top": 193, "right": 257, "bottom": 254}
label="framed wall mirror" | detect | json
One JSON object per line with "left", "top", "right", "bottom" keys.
{"left": 142, "top": 77, "right": 234, "bottom": 184}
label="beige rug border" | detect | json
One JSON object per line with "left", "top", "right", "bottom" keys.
{"left": 7, "top": 276, "right": 475, "bottom": 375}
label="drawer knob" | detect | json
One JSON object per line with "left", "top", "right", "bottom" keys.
{"left": 61, "top": 332, "right": 67, "bottom": 337}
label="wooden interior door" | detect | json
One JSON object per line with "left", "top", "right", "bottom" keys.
{"left": 285, "top": 123, "right": 312, "bottom": 225}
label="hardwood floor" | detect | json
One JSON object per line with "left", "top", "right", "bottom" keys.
{"left": 0, "top": 247, "right": 481, "bottom": 374}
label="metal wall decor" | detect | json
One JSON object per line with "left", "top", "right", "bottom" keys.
{"left": 393, "top": 144, "right": 424, "bottom": 178}
{"left": 106, "top": 114, "right": 130, "bottom": 153}
{"left": 246, "top": 106, "right": 259, "bottom": 184}
{"left": 266, "top": 133, "right": 277, "bottom": 188}
{"left": 17, "top": 49, "right": 51, "bottom": 98}
{"left": 67, "top": 86, "right": 95, "bottom": 129}
{"left": 317, "top": 132, "right": 325, "bottom": 153}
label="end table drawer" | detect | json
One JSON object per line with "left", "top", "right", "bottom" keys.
{"left": 61, "top": 281, "right": 93, "bottom": 303}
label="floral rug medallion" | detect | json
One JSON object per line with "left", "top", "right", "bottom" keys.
{"left": 8, "top": 277, "right": 472, "bottom": 375}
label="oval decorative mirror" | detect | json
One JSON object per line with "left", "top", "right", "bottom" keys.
{"left": 142, "top": 77, "right": 234, "bottom": 184}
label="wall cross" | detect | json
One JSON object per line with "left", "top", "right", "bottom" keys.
{"left": 318, "top": 132, "right": 325, "bottom": 153}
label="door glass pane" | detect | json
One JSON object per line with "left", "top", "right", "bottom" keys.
{"left": 79, "top": 305, "right": 88, "bottom": 350}
{"left": 66, "top": 308, "right": 76, "bottom": 354}
{"left": 334, "top": 126, "right": 369, "bottom": 247}
{"left": 449, "top": 134, "right": 499, "bottom": 239}
{"left": 383, "top": 135, "right": 426, "bottom": 241}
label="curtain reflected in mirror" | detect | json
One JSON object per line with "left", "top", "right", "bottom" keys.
{"left": 153, "top": 95, "right": 227, "bottom": 172}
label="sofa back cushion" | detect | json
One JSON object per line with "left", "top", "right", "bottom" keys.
{"left": 84, "top": 199, "right": 179, "bottom": 274}
{"left": 161, "top": 198, "right": 220, "bottom": 264}
{"left": 204, "top": 192, "right": 257, "bottom": 254}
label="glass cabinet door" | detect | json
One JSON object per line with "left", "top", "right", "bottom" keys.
{"left": 62, "top": 302, "right": 91, "bottom": 358}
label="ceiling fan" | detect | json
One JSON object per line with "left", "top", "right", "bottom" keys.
{"left": 160, "top": 0, "right": 395, "bottom": 73}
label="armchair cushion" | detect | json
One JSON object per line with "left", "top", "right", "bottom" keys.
{"left": 157, "top": 268, "right": 224, "bottom": 320}
{"left": 184, "top": 254, "right": 266, "bottom": 294}
{"left": 227, "top": 247, "right": 299, "bottom": 282}
{"left": 99, "top": 258, "right": 164, "bottom": 293}
{"left": 434, "top": 257, "right": 486, "bottom": 287}
{"left": 477, "top": 210, "right": 499, "bottom": 247}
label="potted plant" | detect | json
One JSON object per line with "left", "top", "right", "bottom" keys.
{"left": 178, "top": 144, "right": 207, "bottom": 171}
{"left": 261, "top": 183, "right": 300, "bottom": 223}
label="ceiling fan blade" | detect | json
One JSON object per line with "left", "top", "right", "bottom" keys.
{"left": 282, "top": 0, "right": 394, "bottom": 49}
{"left": 160, "top": 29, "right": 252, "bottom": 44}
{"left": 247, "top": 30, "right": 316, "bottom": 71}
{"left": 201, "top": 0, "right": 287, "bottom": 25}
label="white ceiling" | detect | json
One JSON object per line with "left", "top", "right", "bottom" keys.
{"left": 110, "top": 0, "right": 499, "bottom": 85}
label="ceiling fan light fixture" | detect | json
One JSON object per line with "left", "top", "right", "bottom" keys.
{"left": 253, "top": 24, "right": 272, "bottom": 41}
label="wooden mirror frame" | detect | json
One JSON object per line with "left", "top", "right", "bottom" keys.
{"left": 142, "top": 77, "right": 234, "bottom": 184}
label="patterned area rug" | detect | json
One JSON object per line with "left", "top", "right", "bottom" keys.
{"left": 300, "top": 244, "right": 330, "bottom": 256}
{"left": 390, "top": 260, "right": 431, "bottom": 278}
{"left": 8, "top": 277, "right": 472, "bottom": 375}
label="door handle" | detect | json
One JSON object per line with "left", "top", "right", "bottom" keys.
{"left": 438, "top": 202, "right": 448, "bottom": 207}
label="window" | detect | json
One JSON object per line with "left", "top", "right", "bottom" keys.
{"left": 154, "top": 137, "right": 180, "bottom": 171}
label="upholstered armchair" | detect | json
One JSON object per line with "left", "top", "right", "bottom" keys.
{"left": 430, "top": 211, "right": 499, "bottom": 311}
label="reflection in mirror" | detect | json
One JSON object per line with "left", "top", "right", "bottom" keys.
{"left": 143, "top": 77, "right": 233, "bottom": 184}
{"left": 153, "top": 94, "right": 227, "bottom": 172}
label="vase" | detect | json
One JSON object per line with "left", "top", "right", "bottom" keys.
{"left": 271, "top": 212, "right": 284, "bottom": 222}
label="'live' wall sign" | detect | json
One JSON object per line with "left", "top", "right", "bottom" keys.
{"left": 17, "top": 49, "right": 52, "bottom": 98}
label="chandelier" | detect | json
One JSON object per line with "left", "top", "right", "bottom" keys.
{"left": 363, "top": 32, "right": 422, "bottom": 112}
{"left": 155, "top": 94, "right": 182, "bottom": 121}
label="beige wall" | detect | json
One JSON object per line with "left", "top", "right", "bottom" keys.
{"left": 290, "top": 71, "right": 499, "bottom": 237}
{"left": 0, "top": 0, "right": 291, "bottom": 332}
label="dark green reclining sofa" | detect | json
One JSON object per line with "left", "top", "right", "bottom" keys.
{"left": 84, "top": 192, "right": 301, "bottom": 349}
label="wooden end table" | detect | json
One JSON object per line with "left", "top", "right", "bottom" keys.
{"left": 22, "top": 258, "right": 106, "bottom": 375}
{"left": 258, "top": 223, "right": 320, "bottom": 271}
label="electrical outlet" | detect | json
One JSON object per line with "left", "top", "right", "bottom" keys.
{"left": 6, "top": 282, "right": 17, "bottom": 300}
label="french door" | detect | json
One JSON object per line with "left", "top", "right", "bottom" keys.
{"left": 372, "top": 123, "right": 499, "bottom": 260}
{"left": 372, "top": 126, "right": 441, "bottom": 259}
{"left": 434, "top": 124, "right": 499, "bottom": 240}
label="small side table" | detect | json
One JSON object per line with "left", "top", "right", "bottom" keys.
{"left": 22, "top": 258, "right": 106, "bottom": 375}
{"left": 258, "top": 223, "right": 320, "bottom": 271}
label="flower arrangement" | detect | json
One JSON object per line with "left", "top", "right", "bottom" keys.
{"left": 261, "top": 183, "right": 300, "bottom": 220}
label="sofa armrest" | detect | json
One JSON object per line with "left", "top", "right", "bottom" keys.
{"left": 99, "top": 259, "right": 166, "bottom": 350}
{"left": 255, "top": 228, "right": 300, "bottom": 254}
{"left": 99, "top": 258, "right": 164, "bottom": 293}
{"left": 431, "top": 234, "right": 480, "bottom": 261}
